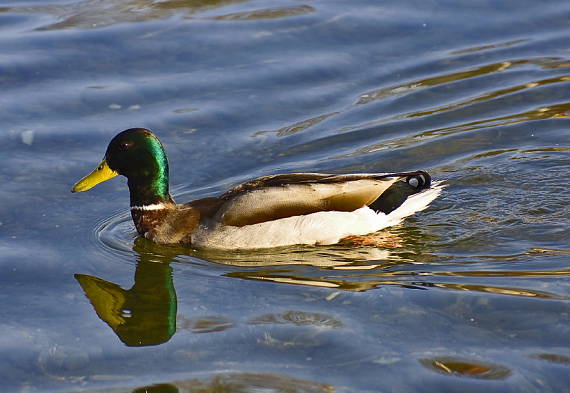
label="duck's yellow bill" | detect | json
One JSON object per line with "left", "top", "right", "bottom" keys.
{"left": 71, "top": 158, "right": 119, "bottom": 193}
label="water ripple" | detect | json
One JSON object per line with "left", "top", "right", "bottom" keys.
{"left": 92, "top": 209, "right": 136, "bottom": 262}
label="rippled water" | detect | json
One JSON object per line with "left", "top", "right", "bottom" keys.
{"left": 2, "top": 0, "right": 570, "bottom": 392}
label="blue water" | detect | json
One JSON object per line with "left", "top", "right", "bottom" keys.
{"left": 1, "top": 1, "right": 570, "bottom": 392}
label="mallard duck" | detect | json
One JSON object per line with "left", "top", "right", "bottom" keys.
{"left": 72, "top": 128, "right": 442, "bottom": 249}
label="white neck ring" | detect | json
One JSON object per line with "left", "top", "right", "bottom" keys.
{"left": 130, "top": 203, "right": 167, "bottom": 211}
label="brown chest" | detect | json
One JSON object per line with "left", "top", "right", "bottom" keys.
{"left": 130, "top": 207, "right": 200, "bottom": 244}
{"left": 131, "top": 209, "right": 169, "bottom": 236}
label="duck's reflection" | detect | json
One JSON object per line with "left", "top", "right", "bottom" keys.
{"left": 74, "top": 234, "right": 404, "bottom": 346}
{"left": 75, "top": 243, "right": 177, "bottom": 347}
{"left": 76, "top": 223, "right": 565, "bottom": 348}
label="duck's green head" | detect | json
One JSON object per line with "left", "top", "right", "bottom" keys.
{"left": 72, "top": 128, "right": 172, "bottom": 206}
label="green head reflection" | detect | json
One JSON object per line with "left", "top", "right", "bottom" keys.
{"left": 75, "top": 240, "right": 177, "bottom": 347}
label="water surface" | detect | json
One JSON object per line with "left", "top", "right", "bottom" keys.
{"left": 1, "top": 0, "right": 570, "bottom": 392}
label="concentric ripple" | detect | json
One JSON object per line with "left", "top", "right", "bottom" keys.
{"left": 93, "top": 209, "right": 137, "bottom": 260}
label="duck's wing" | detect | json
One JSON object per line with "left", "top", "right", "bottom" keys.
{"left": 214, "top": 171, "right": 431, "bottom": 227}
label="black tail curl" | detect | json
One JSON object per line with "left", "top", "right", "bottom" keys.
{"left": 369, "top": 170, "right": 432, "bottom": 214}
{"left": 405, "top": 171, "right": 431, "bottom": 189}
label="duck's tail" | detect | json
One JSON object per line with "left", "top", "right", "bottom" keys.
{"left": 369, "top": 171, "right": 433, "bottom": 214}
{"left": 378, "top": 180, "right": 445, "bottom": 228}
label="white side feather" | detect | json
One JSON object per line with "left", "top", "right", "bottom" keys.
{"left": 193, "top": 182, "right": 444, "bottom": 249}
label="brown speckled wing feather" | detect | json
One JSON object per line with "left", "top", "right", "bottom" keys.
{"left": 214, "top": 172, "right": 429, "bottom": 227}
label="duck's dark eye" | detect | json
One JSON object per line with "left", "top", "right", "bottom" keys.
{"left": 119, "top": 141, "right": 133, "bottom": 150}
